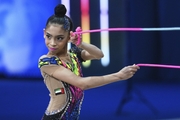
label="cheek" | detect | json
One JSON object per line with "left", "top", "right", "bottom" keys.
{"left": 45, "top": 39, "right": 49, "bottom": 45}
{"left": 64, "top": 35, "right": 70, "bottom": 42}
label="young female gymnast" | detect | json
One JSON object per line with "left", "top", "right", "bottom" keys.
{"left": 38, "top": 4, "right": 139, "bottom": 120}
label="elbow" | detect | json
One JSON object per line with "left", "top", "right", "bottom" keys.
{"left": 73, "top": 77, "right": 90, "bottom": 90}
{"left": 96, "top": 52, "right": 104, "bottom": 60}
{"left": 99, "top": 52, "right": 104, "bottom": 59}
{"left": 78, "top": 81, "right": 90, "bottom": 90}
{"left": 79, "top": 84, "right": 89, "bottom": 90}
{"left": 79, "top": 86, "right": 87, "bottom": 90}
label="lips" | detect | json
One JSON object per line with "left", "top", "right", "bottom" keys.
{"left": 49, "top": 47, "right": 57, "bottom": 51}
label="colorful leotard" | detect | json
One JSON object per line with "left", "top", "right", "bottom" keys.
{"left": 38, "top": 47, "right": 84, "bottom": 120}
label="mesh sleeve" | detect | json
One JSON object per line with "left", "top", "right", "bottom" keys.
{"left": 69, "top": 46, "right": 85, "bottom": 63}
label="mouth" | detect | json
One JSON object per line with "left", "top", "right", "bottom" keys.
{"left": 49, "top": 47, "right": 57, "bottom": 51}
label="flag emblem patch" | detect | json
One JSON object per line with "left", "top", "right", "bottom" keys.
{"left": 54, "top": 88, "right": 65, "bottom": 95}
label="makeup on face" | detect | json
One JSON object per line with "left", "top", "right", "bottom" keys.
{"left": 45, "top": 32, "right": 65, "bottom": 41}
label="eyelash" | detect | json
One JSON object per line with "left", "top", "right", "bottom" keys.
{"left": 57, "top": 37, "right": 63, "bottom": 41}
{"left": 46, "top": 35, "right": 63, "bottom": 41}
{"left": 46, "top": 35, "right": 51, "bottom": 39}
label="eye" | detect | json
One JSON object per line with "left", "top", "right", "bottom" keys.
{"left": 57, "top": 37, "right": 63, "bottom": 41}
{"left": 46, "top": 34, "right": 51, "bottom": 39}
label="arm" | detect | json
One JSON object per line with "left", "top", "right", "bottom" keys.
{"left": 41, "top": 64, "right": 140, "bottom": 90}
{"left": 78, "top": 42, "right": 104, "bottom": 60}
{"left": 70, "top": 31, "right": 104, "bottom": 61}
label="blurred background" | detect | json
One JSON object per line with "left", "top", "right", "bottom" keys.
{"left": 1, "top": 0, "right": 180, "bottom": 119}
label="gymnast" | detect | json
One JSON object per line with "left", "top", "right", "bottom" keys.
{"left": 38, "top": 4, "right": 139, "bottom": 120}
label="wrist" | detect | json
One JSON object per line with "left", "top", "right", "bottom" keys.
{"left": 76, "top": 42, "right": 83, "bottom": 48}
{"left": 114, "top": 72, "right": 124, "bottom": 81}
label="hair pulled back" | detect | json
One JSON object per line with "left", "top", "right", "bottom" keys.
{"left": 45, "top": 4, "right": 73, "bottom": 31}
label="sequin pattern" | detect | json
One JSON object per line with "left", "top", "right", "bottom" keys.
{"left": 39, "top": 47, "right": 84, "bottom": 120}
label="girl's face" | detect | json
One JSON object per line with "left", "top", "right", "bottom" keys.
{"left": 44, "top": 24, "right": 70, "bottom": 55}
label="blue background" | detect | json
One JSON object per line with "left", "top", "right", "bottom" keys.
{"left": 0, "top": 0, "right": 58, "bottom": 77}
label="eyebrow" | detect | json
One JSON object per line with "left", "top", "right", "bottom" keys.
{"left": 46, "top": 32, "right": 64, "bottom": 37}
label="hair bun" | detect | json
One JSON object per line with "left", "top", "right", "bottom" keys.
{"left": 54, "top": 4, "right": 67, "bottom": 17}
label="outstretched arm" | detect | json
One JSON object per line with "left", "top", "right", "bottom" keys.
{"left": 41, "top": 64, "right": 140, "bottom": 90}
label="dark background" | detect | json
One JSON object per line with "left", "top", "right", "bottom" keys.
{"left": 1, "top": 0, "right": 180, "bottom": 119}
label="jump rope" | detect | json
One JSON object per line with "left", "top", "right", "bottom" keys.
{"left": 73, "top": 26, "right": 180, "bottom": 69}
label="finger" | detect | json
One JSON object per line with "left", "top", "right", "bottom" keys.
{"left": 131, "top": 68, "right": 138, "bottom": 72}
{"left": 128, "top": 67, "right": 138, "bottom": 74}
{"left": 133, "top": 64, "right": 140, "bottom": 69}
{"left": 71, "top": 35, "right": 78, "bottom": 40}
{"left": 130, "top": 70, "right": 136, "bottom": 75}
{"left": 130, "top": 65, "right": 139, "bottom": 70}
{"left": 70, "top": 31, "right": 78, "bottom": 38}
{"left": 70, "top": 31, "right": 74, "bottom": 37}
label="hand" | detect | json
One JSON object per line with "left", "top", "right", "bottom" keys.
{"left": 117, "top": 64, "right": 140, "bottom": 80}
{"left": 69, "top": 27, "right": 82, "bottom": 46}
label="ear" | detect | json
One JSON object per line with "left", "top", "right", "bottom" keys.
{"left": 68, "top": 31, "right": 72, "bottom": 43}
{"left": 43, "top": 29, "right": 46, "bottom": 39}
{"left": 68, "top": 35, "right": 71, "bottom": 43}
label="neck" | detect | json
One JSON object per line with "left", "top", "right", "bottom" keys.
{"left": 48, "top": 46, "right": 69, "bottom": 58}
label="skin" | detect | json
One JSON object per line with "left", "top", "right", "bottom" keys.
{"left": 43, "top": 23, "right": 140, "bottom": 90}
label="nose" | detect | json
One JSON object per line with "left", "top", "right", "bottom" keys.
{"left": 50, "top": 39, "right": 56, "bottom": 46}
